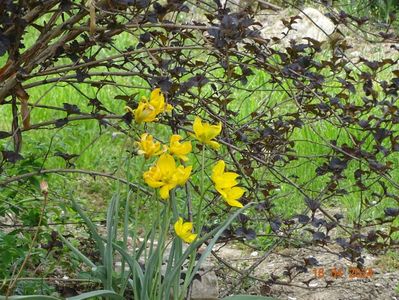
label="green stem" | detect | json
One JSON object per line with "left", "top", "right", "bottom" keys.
{"left": 169, "top": 191, "right": 183, "bottom": 300}
{"left": 181, "top": 147, "right": 206, "bottom": 299}
{"left": 195, "top": 147, "right": 206, "bottom": 227}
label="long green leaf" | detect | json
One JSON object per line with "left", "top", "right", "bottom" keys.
{"left": 105, "top": 194, "right": 119, "bottom": 290}
{"left": 187, "top": 204, "right": 254, "bottom": 285}
{"left": 58, "top": 234, "right": 96, "bottom": 268}
{"left": 118, "top": 191, "right": 132, "bottom": 295}
{"left": 0, "top": 296, "right": 60, "bottom": 300}
{"left": 111, "top": 241, "right": 144, "bottom": 295}
{"left": 67, "top": 289, "right": 125, "bottom": 300}
{"left": 70, "top": 196, "right": 105, "bottom": 261}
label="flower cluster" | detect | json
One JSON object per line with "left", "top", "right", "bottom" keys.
{"left": 129, "top": 88, "right": 245, "bottom": 243}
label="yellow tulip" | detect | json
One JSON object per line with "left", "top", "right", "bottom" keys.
{"left": 192, "top": 116, "right": 222, "bottom": 150}
{"left": 211, "top": 160, "right": 239, "bottom": 189}
{"left": 211, "top": 160, "right": 245, "bottom": 208}
{"left": 169, "top": 135, "right": 192, "bottom": 161}
{"left": 174, "top": 217, "right": 197, "bottom": 243}
{"left": 134, "top": 101, "right": 158, "bottom": 123}
{"left": 143, "top": 154, "right": 192, "bottom": 199}
{"left": 175, "top": 165, "right": 192, "bottom": 185}
{"left": 136, "top": 133, "right": 166, "bottom": 159}
{"left": 128, "top": 88, "right": 173, "bottom": 124}
{"left": 215, "top": 186, "right": 245, "bottom": 208}
{"left": 149, "top": 88, "right": 173, "bottom": 115}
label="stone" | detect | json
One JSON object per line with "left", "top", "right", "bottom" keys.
{"left": 190, "top": 269, "right": 219, "bottom": 300}
{"left": 284, "top": 7, "right": 335, "bottom": 42}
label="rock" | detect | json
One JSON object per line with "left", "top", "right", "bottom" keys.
{"left": 284, "top": 7, "right": 335, "bottom": 42}
{"left": 190, "top": 269, "right": 219, "bottom": 300}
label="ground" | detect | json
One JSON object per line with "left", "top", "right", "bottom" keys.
{"left": 213, "top": 243, "right": 399, "bottom": 300}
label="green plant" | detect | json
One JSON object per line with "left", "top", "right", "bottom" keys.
{"left": 32, "top": 95, "right": 254, "bottom": 299}
{"left": 335, "top": 0, "right": 399, "bottom": 25}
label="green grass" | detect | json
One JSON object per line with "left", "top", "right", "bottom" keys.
{"left": 1, "top": 4, "right": 398, "bottom": 257}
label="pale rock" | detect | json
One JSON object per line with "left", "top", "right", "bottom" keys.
{"left": 284, "top": 7, "right": 335, "bottom": 42}
{"left": 190, "top": 269, "right": 219, "bottom": 300}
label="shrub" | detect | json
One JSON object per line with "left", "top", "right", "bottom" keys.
{"left": 0, "top": 0, "right": 398, "bottom": 298}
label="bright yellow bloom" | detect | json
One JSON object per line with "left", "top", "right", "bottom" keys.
{"left": 216, "top": 186, "right": 245, "bottom": 208}
{"left": 134, "top": 101, "right": 158, "bottom": 123}
{"left": 192, "top": 116, "right": 222, "bottom": 150}
{"left": 149, "top": 88, "right": 173, "bottom": 115}
{"left": 143, "top": 154, "right": 192, "bottom": 199}
{"left": 174, "top": 217, "right": 197, "bottom": 243}
{"left": 128, "top": 88, "right": 173, "bottom": 124}
{"left": 211, "top": 160, "right": 245, "bottom": 208}
{"left": 211, "top": 160, "right": 239, "bottom": 189}
{"left": 169, "top": 135, "right": 192, "bottom": 161}
{"left": 136, "top": 133, "right": 166, "bottom": 159}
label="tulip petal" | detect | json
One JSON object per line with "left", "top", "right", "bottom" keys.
{"left": 182, "top": 221, "right": 193, "bottom": 233}
{"left": 207, "top": 140, "right": 220, "bottom": 150}
{"left": 227, "top": 186, "right": 245, "bottom": 200}
{"left": 175, "top": 166, "right": 192, "bottom": 186}
{"left": 212, "top": 160, "right": 225, "bottom": 179}
{"left": 193, "top": 117, "right": 203, "bottom": 137}
{"left": 157, "top": 154, "right": 176, "bottom": 176}
{"left": 184, "top": 233, "right": 197, "bottom": 243}
{"left": 174, "top": 217, "right": 183, "bottom": 233}
{"left": 159, "top": 185, "right": 171, "bottom": 199}
{"left": 225, "top": 198, "right": 244, "bottom": 208}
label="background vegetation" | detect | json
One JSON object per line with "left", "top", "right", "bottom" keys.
{"left": 0, "top": 0, "right": 398, "bottom": 298}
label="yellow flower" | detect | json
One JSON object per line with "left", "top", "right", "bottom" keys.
{"left": 211, "top": 160, "right": 245, "bottom": 208}
{"left": 136, "top": 133, "right": 166, "bottom": 159}
{"left": 174, "top": 217, "right": 197, "bottom": 243}
{"left": 169, "top": 135, "right": 192, "bottom": 161}
{"left": 192, "top": 116, "right": 222, "bottom": 150}
{"left": 134, "top": 101, "right": 158, "bottom": 123}
{"left": 211, "top": 160, "right": 239, "bottom": 189}
{"left": 175, "top": 165, "right": 192, "bottom": 185}
{"left": 216, "top": 186, "right": 245, "bottom": 208}
{"left": 143, "top": 154, "right": 192, "bottom": 199}
{"left": 129, "top": 88, "right": 173, "bottom": 124}
{"left": 149, "top": 88, "right": 173, "bottom": 115}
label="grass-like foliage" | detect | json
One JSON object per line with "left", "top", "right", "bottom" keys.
{"left": 0, "top": 0, "right": 398, "bottom": 298}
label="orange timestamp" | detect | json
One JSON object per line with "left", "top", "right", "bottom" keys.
{"left": 312, "top": 267, "right": 374, "bottom": 279}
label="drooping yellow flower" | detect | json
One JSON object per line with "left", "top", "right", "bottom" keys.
{"left": 136, "top": 133, "right": 166, "bottom": 159}
{"left": 174, "top": 217, "right": 197, "bottom": 243}
{"left": 192, "top": 116, "right": 222, "bottom": 150}
{"left": 211, "top": 160, "right": 245, "bottom": 208}
{"left": 169, "top": 135, "right": 192, "bottom": 161}
{"left": 143, "top": 154, "right": 192, "bottom": 199}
